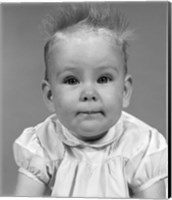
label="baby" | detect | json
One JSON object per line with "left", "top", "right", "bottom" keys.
{"left": 13, "top": 3, "right": 168, "bottom": 198}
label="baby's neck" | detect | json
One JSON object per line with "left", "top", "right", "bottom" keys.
{"left": 78, "top": 131, "right": 108, "bottom": 143}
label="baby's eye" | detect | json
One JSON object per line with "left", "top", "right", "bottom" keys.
{"left": 63, "top": 76, "right": 79, "bottom": 85}
{"left": 97, "top": 75, "right": 113, "bottom": 84}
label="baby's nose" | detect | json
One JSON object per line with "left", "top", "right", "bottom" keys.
{"left": 80, "top": 87, "right": 98, "bottom": 102}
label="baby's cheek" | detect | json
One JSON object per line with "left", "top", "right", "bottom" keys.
{"left": 56, "top": 97, "right": 71, "bottom": 109}
{"left": 104, "top": 92, "right": 123, "bottom": 113}
{"left": 56, "top": 94, "right": 76, "bottom": 112}
{"left": 103, "top": 88, "right": 120, "bottom": 103}
{"left": 54, "top": 99, "right": 74, "bottom": 123}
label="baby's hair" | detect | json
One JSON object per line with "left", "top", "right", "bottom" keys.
{"left": 41, "top": 3, "right": 134, "bottom": 81}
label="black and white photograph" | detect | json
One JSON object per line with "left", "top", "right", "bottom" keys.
{"left": 0, "top": 2, "right": 169, "bottom": 198}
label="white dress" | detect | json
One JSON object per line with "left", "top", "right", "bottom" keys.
{"left": 13, "top": 111, "right": 168, "bottom": 197}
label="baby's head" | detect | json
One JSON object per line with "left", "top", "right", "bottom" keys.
{"left": 41, "top": 3, "right": 133, "bottom": 141}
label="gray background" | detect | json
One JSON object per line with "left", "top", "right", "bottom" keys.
{"left": 1, "top": 2, "right": 168, "bottom": 196}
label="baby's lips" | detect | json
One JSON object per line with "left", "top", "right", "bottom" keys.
{"left": 76, "top": 110, "right": 105, "bottom": 116}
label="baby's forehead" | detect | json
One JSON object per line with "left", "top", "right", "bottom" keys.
{"left": 49, "top": 28, "right": 123, "bottom": 55}
{"left": 47, "top": 32, "right": 125, "bottom": 75}
{"left": 49, "top": 33, "right": 124, "bottom": 65}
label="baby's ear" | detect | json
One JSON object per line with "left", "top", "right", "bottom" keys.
{"left": 41, "top": 80, "right": 56, "bottom": 113}
{"left": 122, "top": 74, "right": 133, "bottom": 108}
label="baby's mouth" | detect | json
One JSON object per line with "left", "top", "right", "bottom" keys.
{"left": 76, "top": 110, "right": 105, "bottom": 116}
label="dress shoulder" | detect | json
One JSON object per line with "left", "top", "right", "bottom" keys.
{"left": 13, "top": 115, "right": 65, "bottom": 184}
{"left": 121, "top": 112, "right": 167, "bottom": 193}
{"left": 118, "top": 111, "right": 167, "bottom": 158}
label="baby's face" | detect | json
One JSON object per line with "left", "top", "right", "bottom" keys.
{"left": 46, "top": 33, "right": 132, "bottom": 141}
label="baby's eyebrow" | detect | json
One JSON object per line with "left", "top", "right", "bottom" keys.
{"left": 97, "top": 65, "right": 119, "bottom": 73}
{"left": 57, "top": 67, "right": 79, "bottom": 76}
{"left": 56, "top": 65, "right": 119, "bottom": 77}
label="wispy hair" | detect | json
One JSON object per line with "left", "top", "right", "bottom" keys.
{"left": 41, "top": 3, "right": 134, "bottom": 81}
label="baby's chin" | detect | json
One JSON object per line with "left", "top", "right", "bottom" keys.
{"left": 69, "top": 124, "right": 111, "bottom": 142}
{"left": 73, "top": 130, "right": 108, "bottom": 142}
{"left": 60, "top": 113, "right": 122, "bottom": 142}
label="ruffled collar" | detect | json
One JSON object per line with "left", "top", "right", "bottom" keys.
{"left": 52, "top": 114, "right": 124, "bottom": 149}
